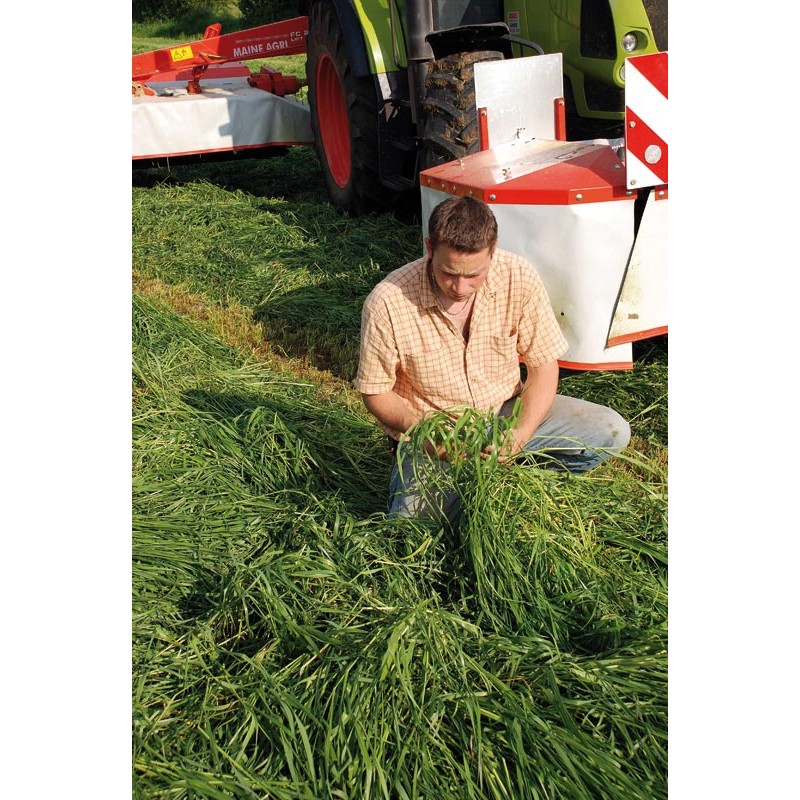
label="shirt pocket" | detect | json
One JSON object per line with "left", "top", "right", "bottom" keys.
{"left": 488, "top": 332, "right": 518, "bottom": 356}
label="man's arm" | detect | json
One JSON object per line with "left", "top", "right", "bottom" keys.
{"left": 361, "top": 391, "right": 422, "bottom": 441}
{"left": 362, "top": 392, "right": 455, "bottom": 460}
{"left": 484, "top": 358, "right": 559, "bottom": 460}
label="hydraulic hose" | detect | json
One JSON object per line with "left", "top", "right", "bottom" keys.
{"left": 404, "top": 0, "right": 434, "bottom": 125}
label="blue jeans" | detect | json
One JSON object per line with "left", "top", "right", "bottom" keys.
{"left": 387, "top": 394, "right": 631, "bottom": 523}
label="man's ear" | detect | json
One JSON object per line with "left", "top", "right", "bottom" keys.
{"left": 424, "top": 237, "right": 432, "bottom": 259}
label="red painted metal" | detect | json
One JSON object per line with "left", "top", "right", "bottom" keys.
{"left": 248, "top": 66, "right": 304, "bottom": 96}
{"left": 421, "top": 143, "right": 631, "bottom": 205}
{"left": 631, "top": 52, "right": 668, "bottom": 99}
{"left": 558, "top": 358, "right": 634, "bottom": 371}
{"left": 132, "top": 17, "right": 309, "bottom": 85}
{"left": 624, "top": 52, "right": 668, "bottom": 188}
{"left": 142, "top": 62, "right": 254, "bottom": 82}
{"left": 131, "top": 82, "right": 155, "bottom": 97}
{"left": 478, "top": 107, "right": 490, "bottom": 150}
{"left": 607, "top": 325, "right": 668, "bottom": 349}
{"left": 133, "top": 141, "right": 314, "bottom": 161}
{"left": 554, "top": 98, "right": 567, "bottom": 141}
{"left": 316, "top": 54, "right": 351, "bottom": 188}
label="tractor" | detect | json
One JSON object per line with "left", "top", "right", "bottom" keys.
{"left": 302, "top": 0, "right": 667, "bottom": 215}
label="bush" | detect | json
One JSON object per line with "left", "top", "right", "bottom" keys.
{"left": 133, "top": 1, "right": 301, "bottom": 29}
{"left": 133, "top": 0, "right": 204, "bottom": 23}
{"left": 239, "top": 0, "right": 302, "bottom": 27}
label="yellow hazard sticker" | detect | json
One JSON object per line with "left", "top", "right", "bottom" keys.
{"left": 170, "top": 45, "right": 194, "bottom": 63}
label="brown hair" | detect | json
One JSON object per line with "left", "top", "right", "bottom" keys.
{"left": 427, "top": 196, "right": 498, "bottom": 253}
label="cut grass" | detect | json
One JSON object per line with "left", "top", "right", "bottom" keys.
{"left": 133, "top": 293, "right": 666, "bottom": 799}
{"left": 133, "top": 148, "right": 423, "bottom": 381}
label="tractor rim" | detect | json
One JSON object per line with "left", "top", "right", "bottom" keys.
{"left": 316, "top": 54, "right": 351, "bottom": 188}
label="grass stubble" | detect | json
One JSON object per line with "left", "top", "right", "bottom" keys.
{"left": 133, "top": 102, "right": 668, "bottom": 798}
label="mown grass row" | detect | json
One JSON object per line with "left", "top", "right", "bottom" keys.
{"left": 133, "top": 147, "right": 422, "bottom": 380}
{"left": 132, "top": 281, "right": 667, "bottom": 798}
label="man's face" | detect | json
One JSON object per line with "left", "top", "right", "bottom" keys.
{"left": 425, "top": 239, "right": 493, "bottom": 302}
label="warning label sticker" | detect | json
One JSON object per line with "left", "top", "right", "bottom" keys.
{"left": 507, "top": 11, "right": 520, "bottom": 34}
{"left": 170, "top": 46, "right": 194, "bottom": 63}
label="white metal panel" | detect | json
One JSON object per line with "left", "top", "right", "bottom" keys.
{"left": 132, "top": 85, "right": 313, "bottom": 159}
{"left": 473, "top": 55, "right": 563, "bottom": 146}
{"left": 420, "top": 187, "right": 449, "bottom": 243}
{"left": 140, "top": 75, "right": 254, "bottom": 93}
{"left": 609, "top": 191, "right": 667, "bottom": 343}
{"left": 491, "top": 201, "right": 633, "bottom": 367}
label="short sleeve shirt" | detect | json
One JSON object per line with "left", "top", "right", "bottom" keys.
{"left": 355, "top": 248, "right": 568, "bottom": 438}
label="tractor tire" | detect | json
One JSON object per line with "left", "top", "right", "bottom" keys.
{"left": 421, "top": 51, "right": 504, "bottom": 170}
{"left": 306, "top": 0, "right": 388, "bottom": 215}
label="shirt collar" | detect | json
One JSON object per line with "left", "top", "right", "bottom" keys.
{"left": 419, "top": 257, "right": 439, "bottom": 309}
{"left": 483, "top": 250, "right": 499, "bottom": 299}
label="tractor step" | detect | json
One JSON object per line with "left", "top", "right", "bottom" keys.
{"left": 380, "top": 175, "right": 416, "bottom": 191}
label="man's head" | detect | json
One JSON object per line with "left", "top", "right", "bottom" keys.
{"left": 426, "top": 196, "right": 498, "bottom": 254}
{"left": 425, "top": 197, "right": 498, "bottom": 303}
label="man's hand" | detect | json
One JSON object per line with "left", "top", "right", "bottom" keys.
{"left": 405, "top": 418, "right": 459, "bottom": 462}
{"left": 423, "top": 437, "right": 450, "bottom": 461}
{"left": 481, "top": 359, "right": 560, "bottom": 462}
{"left": 482, "top": 427, "right": 527, "bottom": 462}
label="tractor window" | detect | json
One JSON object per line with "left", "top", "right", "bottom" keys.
{"left": 433, "top": 0, "right": 503, "bottom": 29}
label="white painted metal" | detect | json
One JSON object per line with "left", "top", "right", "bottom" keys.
{"left": 132, "top": 77, "right": 313, "bottom": 159}
{"left": 609, "top": 190, "right": 668, "bottom": 342}
{"left": 473, "top": 55, "right": 563, "bottom": 146}
{"left": 420, "top": 186, "right": 448, "bottom": 240}
{"left": 490, "top": 201, "right": 633, "bottom": 367}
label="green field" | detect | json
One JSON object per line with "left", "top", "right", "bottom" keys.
{"left": 132, "top": 29, "right": 667, "bottom": 800}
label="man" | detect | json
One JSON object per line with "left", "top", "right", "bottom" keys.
{"left": 355, "top": 196, "right": 630, "bottom": 523}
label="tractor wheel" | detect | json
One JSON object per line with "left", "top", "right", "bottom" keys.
{"left": 421, "top": 51, "right": 504, "bottom": 169}
{"left": 306, "top": 0, "right": 388, "bottom": 215}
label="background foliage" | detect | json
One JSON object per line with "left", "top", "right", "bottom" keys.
{"left": 132, "top": 0, "right": 302, "bottom": 28}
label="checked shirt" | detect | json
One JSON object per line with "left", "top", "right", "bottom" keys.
{"left": 355, "top": 248, "right": 568, "bottom": 440}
